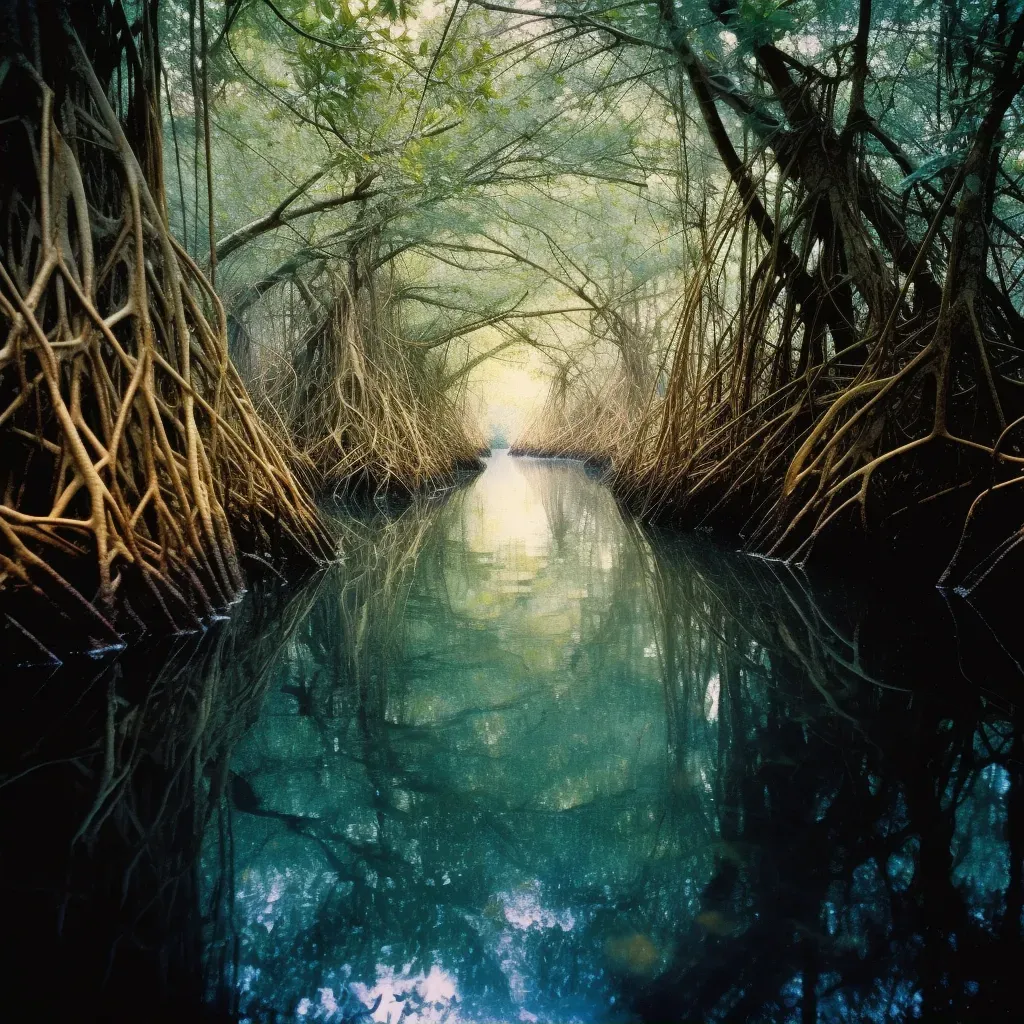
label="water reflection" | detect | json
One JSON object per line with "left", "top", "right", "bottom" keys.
{"left": 0, "top": 580, "right": 317, "bottom": 1021}
{"left": 2, "top": 451, "right": 1022, "bottom": 1022}
{"left": 634, "top": 532, "right": 1023, "bottom": 1023}
{"left": 209, "top": 453, "right": 672, "bottom": 1023}
{"left": 202, "top": 451, "right": 1024, "bottom": 1023}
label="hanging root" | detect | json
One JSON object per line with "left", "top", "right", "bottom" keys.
{"left": 258, "top": 267, "right": 484, "bottom": 500}
{"left": 0, "top": 15, "right": 332, "bottom": 652}
{"left": 614, "top": 33, "right": 1024, "bottom": 591}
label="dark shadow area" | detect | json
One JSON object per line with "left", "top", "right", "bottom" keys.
{"left": 0, "top": 580, "right": 320, "bottom": 1023}
{"left": 630, "top": 529, "right": 1023, "bottom": 1023}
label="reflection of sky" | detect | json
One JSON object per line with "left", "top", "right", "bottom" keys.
{"left": 462, "top": 450, "right": 553, "bottom": 558}
{"left": 953, "top": 760, "right": 1012, "bottom": 920}
{"left": 205, "top": 454, "right": 1020, "bottom": 1024}
{"left": 212, "top": 452, "right": 682, "bottom": 1023}
{"left": 443, "top": 452, "right": 621, "bottom": 652}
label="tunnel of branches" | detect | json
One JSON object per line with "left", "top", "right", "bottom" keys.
{"left": 4, "top": 0, "right": 1024, "bottom": 652}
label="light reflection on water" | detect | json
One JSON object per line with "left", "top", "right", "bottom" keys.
{"left": 7, "top": 452, "right": 1021, "bottom": 1021}
{"left": 211, "top": 451, "right": 681, "bottom": 1023}
{"left": 198, "top": 450, "right": 1024, "bottom": 1024}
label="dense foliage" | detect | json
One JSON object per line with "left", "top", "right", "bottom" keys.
{"left": 5, "top": 0, "right": 1024, "bottom": 644}
{"left": 157, "top": 0, "right": 1024, "bottom": 586}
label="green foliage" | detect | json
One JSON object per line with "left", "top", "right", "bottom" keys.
{"left": 730, "top": 0, "right": 809, "bottom": 48}
{"left": 152, "top": 0, "right": 1024, "bottom": 539}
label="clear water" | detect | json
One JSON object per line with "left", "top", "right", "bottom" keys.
{"left": 212, "top": 452, "right": 678, "bottom": 1023}
{"left": 2, "top": 451, "right": 1022, "bottom": 1022}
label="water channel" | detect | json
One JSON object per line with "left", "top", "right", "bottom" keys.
{"left": 2, "top": 451, "right": 1022, "bottom": 1022}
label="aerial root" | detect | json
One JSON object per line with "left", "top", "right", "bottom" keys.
{"left": 257, "top": 269, "right": 484, "bottom": 498}
{"left": 1, "top": 56, "right": 332, "bottom": 650}
{"left": 611, "top": 155, "right": 1024, "bottom": 587}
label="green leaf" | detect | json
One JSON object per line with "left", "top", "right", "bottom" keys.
{"left": 733, "top": 0, "right": 804, "bottom": 48}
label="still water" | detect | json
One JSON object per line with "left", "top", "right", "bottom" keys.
{"left": 2, "top": 451, "right": 1022, "bottom": 1022}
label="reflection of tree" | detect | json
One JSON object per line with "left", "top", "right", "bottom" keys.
{"left": 204, "top": 462, "right": 680, "bottom": 1020}
{"left": 634, "top": 533, "right": 1024, "bottom": 1023}
{"left": 180, "top": 461, "right": 1023, "bottom": 1022}
{"left": 517, "top": 456, "right": 656, "bottom": 673}
{"left": 0, "top": 581, "right": 315, "bottom": 1021}
{"left": 201, "top": 498, "right": 450, "bottom": 1021}
{"left": 313, "top": 506, "right": 437, "bottom": 720}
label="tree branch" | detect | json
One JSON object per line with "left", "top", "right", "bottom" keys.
{"left": 215, "top": 172, "right": 378, "bottom": 262}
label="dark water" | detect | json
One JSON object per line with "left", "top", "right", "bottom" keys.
{"left": 2, "top": 450, "right": 1022, "bottom": 1023}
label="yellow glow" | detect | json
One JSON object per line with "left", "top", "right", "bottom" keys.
{"left": 462, "top": 328, "right": 549, "bottom": 445}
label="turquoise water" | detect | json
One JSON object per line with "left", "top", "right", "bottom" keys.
{"left": 209, "top": 452, "right": 683, "bottom": 1022}
{"left": 198, "top": 451, "right": 1023, "bottom": 1023}
{"left": 3, "top": 450, "right": 1021, "bottom": 1022}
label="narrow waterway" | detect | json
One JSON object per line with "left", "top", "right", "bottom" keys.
{"left": 2, "top": 451, "right": 1022, "bottom": 1022}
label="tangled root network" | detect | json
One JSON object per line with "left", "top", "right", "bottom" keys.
{"left": 0, "top": 26, "right": 331, "bottom": 653}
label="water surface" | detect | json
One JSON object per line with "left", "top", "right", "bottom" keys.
{"left": 2, "top": 451, "right": 1022, "bottom": 1022}
{"left": 213, "top": 452, "right": 675, "bottom": 1023}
